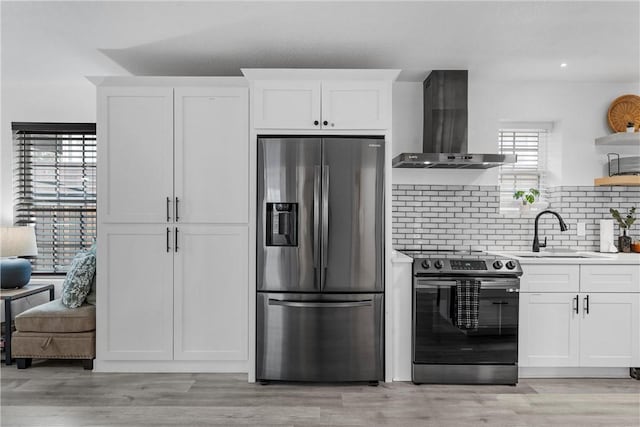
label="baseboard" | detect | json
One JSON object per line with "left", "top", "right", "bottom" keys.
{"left": 94, "top": 359, "right": 248, "bottom": 374}
{"left": 519, "top": 366, "right": 631, "bottom": 378}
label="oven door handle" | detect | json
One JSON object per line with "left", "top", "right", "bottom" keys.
{"left": 480, "top": 280, "right": 520, "bottom": 290}
{"left": 415, "top": 279, "right": 520, "bottom": 290}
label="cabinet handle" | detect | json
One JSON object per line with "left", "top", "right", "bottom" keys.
{"left": 166, "top": 227, "right": 171, "bottom": 252}
{"left": 323, "top": 120, "right": 328, "bottom": 126}
{"left": 573, "top": 294, "right": 579, "bottom": 314}
{"left": 166, "top": 197, "right": 171, "bottom": 222}
{"left": 175, "top": 227, "right": 179, "bottom": 253}
{"left": 583, "top": 295, "right": 590, "bottom": 314}
{"left": 314, "top": 120, "right": 319, "bottom": 126}
{"left": 175, "top": 197, "right": 180, "bottom": 222}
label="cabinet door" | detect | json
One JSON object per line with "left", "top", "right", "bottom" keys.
{"left": 321, "top": 81, "right": 389, "bottom": 130}
{"left": 253, "top": 81, "right": 321, "bottom": 129}
{"left": 98, "top": 87, "right": 174, "bottom": 223}
{"left": 174, "top": 88, "right": 249, "bottom": 224}
{"left": 579, "top": 293, "right": 640, "bottom": 367}
{"left": 97, "top": 225, "right": 174, "bottom": 360}
{"left": 173, "top": 225, "right": 248, "bottom": 361}
{"left": 519, "top": 293, "right": 579, "bottom": 367}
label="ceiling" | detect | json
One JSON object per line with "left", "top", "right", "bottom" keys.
{"left": 2, "top": 1, "right": 639, "bottom": 84}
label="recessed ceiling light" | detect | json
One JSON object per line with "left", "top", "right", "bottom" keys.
{"left": 560, "top": 63, "right": 568, "bottom": 68}
{"left": 424, "top": 161, "right": 431, "bottom": 164}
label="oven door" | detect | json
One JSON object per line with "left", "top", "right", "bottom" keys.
{"left": 413, "top": 278, "right": 519, "bottom": 365}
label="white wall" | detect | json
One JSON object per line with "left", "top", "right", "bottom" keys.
{"left": 0, "top": 81, "right": 96, "bottom": 225}
{"left": 392, "top": 78, "right": 640, "bottom": 186}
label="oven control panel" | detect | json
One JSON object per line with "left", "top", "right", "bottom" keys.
{"left": 413, "top": 257, "right": 523, "bottom": 277}
{"left": 450, "top": 260, "right": 487, "bottom": 270}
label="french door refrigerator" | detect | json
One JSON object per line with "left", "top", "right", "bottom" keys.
{"left": 257, "top": 136, "right": 385, "bottom": 382}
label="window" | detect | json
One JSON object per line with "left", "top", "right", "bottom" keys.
{"left": 498, "top": 123, "right": 550, "bottom": 212}
{"left": 13, "top": 122, "right": 96, "bottom": 273}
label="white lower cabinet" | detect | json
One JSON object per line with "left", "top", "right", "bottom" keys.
{"left": 519, "top": 293, "right": 579, "bottom": 367}
{"left": 579, "top": 293, "right": 639, "bottom": 367}
{"left": 174, "top": 225, "right": 248, "bottom": 361}
{"left": 98, "top": 224, "right": 249, "bottom": 366}
{"left": 519, "top": 264, "right": 640, "bottom": 370}
{"left": 98, "top": 225, "right": 174, "bottom": 360}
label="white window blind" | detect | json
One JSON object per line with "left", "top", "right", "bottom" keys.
{"left": 498, "top": 126, "right": 548, "bottom": 212}
{"left": 13, "top": 122, "right": 96, "bottom": 273}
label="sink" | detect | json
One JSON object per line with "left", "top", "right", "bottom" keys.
{"left": 497, "top": 251, "right": 616, "bottom": 259}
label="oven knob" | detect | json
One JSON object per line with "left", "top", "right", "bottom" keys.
{"left": 506, "top": 260, "right": 517, "bottom": 270}
{"left": 434, "top": 260, "right": 443, "bottom": 269}
{"left": 421, "top": 260, "right": 430, "bottom": 269}
{"left": 493, "top": 260, "right": 504, "bottom": 269}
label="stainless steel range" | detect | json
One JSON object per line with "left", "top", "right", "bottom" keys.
{"left": 403, "top": 250, "right": 523, "bottom": 385}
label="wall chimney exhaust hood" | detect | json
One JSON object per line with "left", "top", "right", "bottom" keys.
{"left": 392, "top": 70, "right": 516, "bottom": 169}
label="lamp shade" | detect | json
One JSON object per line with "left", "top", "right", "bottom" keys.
{"left": 0, "top": 226, "right": 38, "bottom": 257}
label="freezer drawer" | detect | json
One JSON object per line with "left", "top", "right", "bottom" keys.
{"left": 256, "top": 292, "right": 384, "bottom": 382}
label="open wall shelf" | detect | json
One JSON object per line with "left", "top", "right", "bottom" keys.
{"left": 595, "top": 133, "right": 640, "bottom": 146}
{"left": 594, "top": 175, "right": 640, "bottom": 186}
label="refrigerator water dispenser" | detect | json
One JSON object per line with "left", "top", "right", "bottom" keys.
{"left": 266, "top": 203, "right": 298, "bottom": 246}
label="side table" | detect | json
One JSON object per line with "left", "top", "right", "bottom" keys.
{"left": 1, "top": 284, "right": 55, "bottom": 365}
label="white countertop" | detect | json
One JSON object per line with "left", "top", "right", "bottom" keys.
{"left": 391, "top": 251, "right": 413, "bottom": 264}
{"left": 488, "top": 251, "right": 640, "bottom": 265}
{"left": 392, "top": 249, "right": 640, "bottom": 265}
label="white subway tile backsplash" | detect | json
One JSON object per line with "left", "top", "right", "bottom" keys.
{"left": 392, "top": 185, "right": 640, "bottom": 252}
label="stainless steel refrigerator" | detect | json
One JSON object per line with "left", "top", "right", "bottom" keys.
{"left": 257, "top": 136, "right": 385, "bottom": 382}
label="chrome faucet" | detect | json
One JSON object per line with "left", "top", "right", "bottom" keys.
{"left": 533, "top": 210, "right": 568, "bottom": 252}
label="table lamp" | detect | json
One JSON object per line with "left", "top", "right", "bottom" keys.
{"left": 1, "top": 226, "right": 38, "bottom": 289}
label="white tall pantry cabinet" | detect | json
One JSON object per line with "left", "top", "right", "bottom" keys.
{"left": 94, "top": 77, "right": 249, "bottom": 372}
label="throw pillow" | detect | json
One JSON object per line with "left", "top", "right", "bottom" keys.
{"left": 61, "top": 251, "right": 96, "bottom": 308}
{"left": 85, "top": 240, "right": 97, "bottom": 305}
{"left": 85, "top": 274, "right": 97, "bottom": 305}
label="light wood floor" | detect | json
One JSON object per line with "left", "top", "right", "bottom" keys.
{"left": 1, "top": 360, "right": 639, "bottom": 426}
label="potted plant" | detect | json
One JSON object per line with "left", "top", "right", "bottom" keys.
{"left": 610, "top": 207, "right": 636, "bottom": 253}
{"left": 513, "top": 188, "right": 540, "bottom": 213}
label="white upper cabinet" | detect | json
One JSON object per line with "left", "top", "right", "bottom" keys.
{"left": 321, "top": 81, "right": 389, "bottom": 130}
{"left": 251, "top": 78, "right": 392, "bottom": 130}
{"left": 174, "top": 88, "right": 249, "bottom": 223}
{"left": 252, "top": 81, "right": 321, "bottom": 129}
{"left": 98, "top": 87, "right": 174, "bottom": 223}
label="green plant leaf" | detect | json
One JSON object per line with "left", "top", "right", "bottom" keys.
{"left": 610, "top": 207, "right": 636, "bottom": 229}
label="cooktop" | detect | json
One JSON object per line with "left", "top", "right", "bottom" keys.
{"left": 399, "top": 250, "right": 523, "bottom": 276}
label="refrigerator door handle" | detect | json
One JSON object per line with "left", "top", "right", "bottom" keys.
{"left": 313, "top": 166, "right": 321, "bottom": 271}
{"left": 321, "top": 165, "right": 329, "bottom": 279}
{"left": 268, "top": 299, "right": 373, "bottom": 308}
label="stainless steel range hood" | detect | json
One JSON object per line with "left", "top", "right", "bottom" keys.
{"left": 393, "top": 70, "right": 516, "bottom": 169}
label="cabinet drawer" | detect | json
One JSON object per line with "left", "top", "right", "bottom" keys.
{"left": 580, "top": 265, "right": 640, "bottom": 293}
{"left": 520, "top": 265, "right": 579, "bottom": 293}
